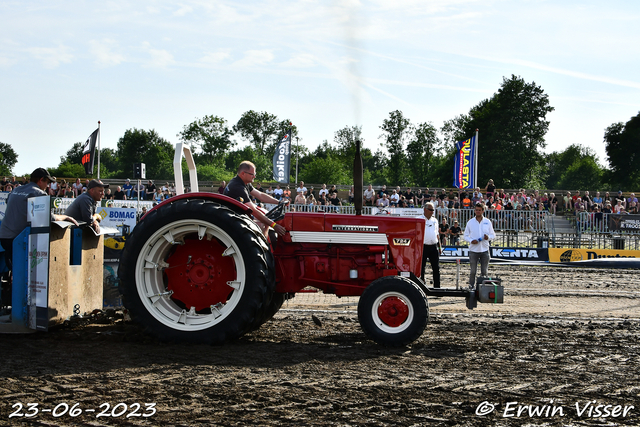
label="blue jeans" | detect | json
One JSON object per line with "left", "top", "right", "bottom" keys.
{"left": 468, "top": 250, "right": 490, "bottom": 287}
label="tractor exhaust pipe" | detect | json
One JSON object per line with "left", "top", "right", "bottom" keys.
{"left": 353, "top": 139, "right": 363, "bottom": 216}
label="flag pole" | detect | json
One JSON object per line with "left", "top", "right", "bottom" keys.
{"left": 474, "top": 128, "right": 478, "bottom": 189}
{"left": 288, "top": 124, "right": 292, "bottom": 184}
{"left": 295, "top": 136, "right": 299, "bottom": 184}
{"left": 97, "top": 121, "right": 101, "bottom": 180}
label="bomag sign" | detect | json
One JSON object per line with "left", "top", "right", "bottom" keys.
{"left": 549, "top": 248, "right": 640, "bottom": 263}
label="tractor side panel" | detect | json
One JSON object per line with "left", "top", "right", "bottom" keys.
{"left": 274, "top": 212, "right": 425, "bottom": 296}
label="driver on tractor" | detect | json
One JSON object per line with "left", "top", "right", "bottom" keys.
{"left": 224, "top": 161, "right": 287, "bottom": 237}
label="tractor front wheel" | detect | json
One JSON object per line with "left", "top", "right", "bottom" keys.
{"left": 358, "top": 276, "right": 428, "bottom": 346}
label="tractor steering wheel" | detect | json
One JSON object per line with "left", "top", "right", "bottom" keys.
{"left": 265, "top": 200, "right": 287, "bottom": 222}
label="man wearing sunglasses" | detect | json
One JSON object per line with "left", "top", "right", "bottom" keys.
{"left": 224, "top": 161, "right": 287, "bottom": 236}
{"left": 419, "top": 202, "right": 441, "bottom": 288}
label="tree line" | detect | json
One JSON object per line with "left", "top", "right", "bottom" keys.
{"left": 2, "top": 75, "right": 639, "bottom": 191}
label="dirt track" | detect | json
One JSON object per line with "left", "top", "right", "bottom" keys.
{"left": 1, "top": 264, "right": 639, "bottom": 426}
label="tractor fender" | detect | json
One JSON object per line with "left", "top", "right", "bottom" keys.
{"left": 142, "top": 192, "right": 252, "bottom": 221}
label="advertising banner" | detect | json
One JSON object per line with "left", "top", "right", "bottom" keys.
{"left": 0, "top": 192, "right": 8, "bottom": 221}
{"left": 103, "top": 199, "right": 154, "bottom": 210}
{"left": 273, "top": 129, "right": 291, "bottom": 183}
{"left": 549, "top": 248, "right": 640, "bottom": 263}
{"left": 96, "top": 207, "right": 137, "bottom": 262}
{"left": 608, "top": 214, "right": 640, "bottom": 231}
{"left": 453, "top": 135, "right": 476, "bottom": 189}
{"left": 442, "top": 246, "right": 549, "bottom": 262}
{"left": 27, "top": 195, "right": 51, "bottom": 330}
{"left": 371, "top": 207, "right": 424, "bottom": 217}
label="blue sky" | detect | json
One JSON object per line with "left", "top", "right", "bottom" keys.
{"left": 1, "top": 0, "right": 639, "bottom": 176}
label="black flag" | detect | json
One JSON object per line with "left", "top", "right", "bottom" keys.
{"left": 82, "top": 128, "right": 99, "bottom": 175}
{"left": 272, "top": 129, "right": 291, "bottom": 183}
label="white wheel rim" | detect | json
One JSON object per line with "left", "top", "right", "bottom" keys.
{"left": 371, "top": 291, "right": 415, "bottom": 334}
{"left": 135, "top": 219, "right": 246, "bottom": 332}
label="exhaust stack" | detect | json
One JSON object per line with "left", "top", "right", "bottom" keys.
{"left": 353, "top": 139, "right": 363, "bottom": 215}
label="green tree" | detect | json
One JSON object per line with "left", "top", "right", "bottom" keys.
{"left": 193, "top": 163, "right": 235, "bottom": 182}
{"left": 234, "top": 111, "right": 297, "bottom": 155}
{"left": 0, "top": 142, "right": 18, "bottom": 176}
{"left": 178, "top": 115, "right": 235, "bottom": 164}
{"left": 379, "top": 110, "right": 412, "bottom": 186}
{"left": 98, "top": 148, "right": 120, "bottom": 178}
{"left": 428, "top": 149, "right": 457, "bottom": 188}
{"left": 604, "top": 112, "right": 640, "bottom": 189}
{"left": 116, "top": 128, "right": 174, "bottom": 180}
{"left": 558, "top": 156, "right": 603, "bottom": 191}
{"left": 406, "top": 122, "right": 441, "bottom": 186}
{"left": 368, "top": 148, "right": 389, "bottom": 185}
{"left": 51, "top": 161, "right": 87, "bottom": 179}
{"left": 59, "top": 142, "right": 84, "bottom": 165}
{"left": 331, "top": 125, "right": 377, "bottom": 179}
{"left": 300, "top": 156, "right": 351, "bottom": 185}
{"left": 334, "top": 125, "right": 363, "bottom": 159}
{"left": 544, "top": 144, "right": 603, "bottom": 189}
{"left": 441, "top": 75, "right": 554, "bottom": 189}
{"left": 225, "top": 146, "right": 271, "bottom": 182}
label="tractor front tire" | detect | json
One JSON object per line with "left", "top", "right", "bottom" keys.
{"left": 119, "top": 199, "right": 274, "bottom": 344}
{"left": 358, "top": 276, "right": 428, "bottom": 346}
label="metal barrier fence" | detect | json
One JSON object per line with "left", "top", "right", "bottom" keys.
{"left": 285, "top": 204, "right": 550, "bottom": 247}
{"left": 51, "top": 196, "right": 640, "bottom": 250}
{"left": 564, "top": 211, "right": 640, "bottom": 250}
{"left": 51, "top": 197, "right": 154, "bottom": 216}
{"left": 287, "top": 204, "right": 548, "bottom": 228}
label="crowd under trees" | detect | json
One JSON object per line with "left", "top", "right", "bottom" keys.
{"left": 2, "top": 75, "right": 640, "bottom": 191}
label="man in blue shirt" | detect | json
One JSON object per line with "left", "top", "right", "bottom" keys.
{"left": 122, "top": 178, "right": 133, "bottom": 198}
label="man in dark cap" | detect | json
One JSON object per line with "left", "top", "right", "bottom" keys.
{"left": 65, "top": 179, "right": 108, "bottom": 233}
{"left": 0, "top": 168, "right": 78, "bottom": 285}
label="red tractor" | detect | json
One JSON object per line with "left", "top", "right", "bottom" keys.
{"left": 118, "top": 144, "right": 503, "bottom": 346}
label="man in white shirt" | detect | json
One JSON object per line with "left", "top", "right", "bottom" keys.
{"left": 318, "top": 184, "right": 329, "bottom": 198}
{"left": 376, "top": 193, "right": 389, "bottom": 208}
{"left": 463, "top": 203, "right": 496, "bottom": 288}
{"left": 419, "top": 202, "right": 441, "bottom": 288}
{"left": 296, "top": 181, "right": 307, "bottom": 197}
{"left": 364, "top": 184, "right": 375, "bottom": 206}
{"left": 389, "top": 190, "right": 400, "bottom": 206}
{"left": 273, "top": 184, "right": 283, "bottom": 200}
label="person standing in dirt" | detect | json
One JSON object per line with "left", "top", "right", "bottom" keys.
{"left": 224, "top": 161, "right": 287, "bottom": 237}
{"left": 464, "top": 203, "right": 496, "bottom": 288}
{"left": 419, "top": 202, "right": 441, "bottom": 288}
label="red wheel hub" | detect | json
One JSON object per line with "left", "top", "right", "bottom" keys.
{"left": 164, "top": 237, "right": 237, "bottom": 311}
{"left": 377, "top": 296, "right": 409, "bottom": 327}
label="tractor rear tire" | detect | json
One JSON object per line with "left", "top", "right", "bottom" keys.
{"left": 247, "top": 292, "right": 290, "bottom": 332}
{"left": 358, "top": 276, "right": 428, "bottom": 347}
{"left": 119, "top": 199, "right": 275, "bottom": 344}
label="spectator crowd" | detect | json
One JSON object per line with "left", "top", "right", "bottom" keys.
{"left": 3, "top": 174, "right": 638, "bottom": 234}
